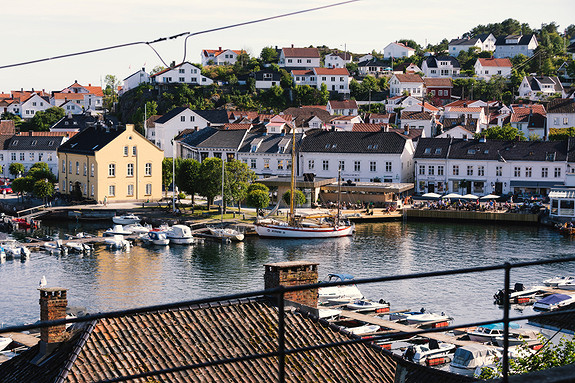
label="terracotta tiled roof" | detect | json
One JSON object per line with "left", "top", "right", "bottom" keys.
{"left": 401, "top": 111, "right": 432, "bottom": 120}
{"left": 83, "top": 86, "right": 104, "bottom": 97}
{"left": 222, "top": 123, "right": 251, "bottom": 130}
{"left": 52, "top": 93, "right": 84, "bottom": 100}
{"left": 394, "top": 73, "right": 423, "bottom": 83}
{"left": 314, "top": 67, "right": 349, "bottom": 76}
{"left": 0, "top": 120, "right": 16, "bottom": 135}
{"left": 0, "top": 93, "right": 10, "bottom": 100}
{"left": 424, "top": 78, "right": 453, "bottom": 87}
{"left": 331, "top": 115, "right": 356, "bottom": 121}
{"left": 392, "top": 42, "right": 415, "bottom": 51}
{"left": 282, "top": 47, "right": 320, "bottom": 58}
{"left": 418, "top": 103, "right": 439, "bottom": 112}
{"left": 510, "top": 104, "right": 546, "bottom": 126}
{"left": 389, "top": 128, "right": 424, "bottom": 140}
{"left": 301, "top": 105, "right": 327, "bottom": 110}
{"left": 446, "top": 106, "right": 484, "bottom": 113}
{"left": 145, "top": 115, "right": 162, "bottom": 128}
{"left": 291, "top": 69, "right": 314, "bottom": 76}
{"left": 352, "top": 123, "right": 388, "bottom": 132}
{"left": 17, "top": 131, "right": 76, "bottom": 137}
{"left": 478, "top": 58, "right": 512, "bottom": 67}
{"left": 328, "top": 99, "right": 358, "bottom": 110}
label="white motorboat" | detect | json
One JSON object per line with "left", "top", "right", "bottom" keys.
{"left": 112, "top": 214, "right": 140, "bottom": 225}
{"left": 124, "top": 223, "right": 152, "bottom": 235}
{"left": 344, "top": 324, "right": 380, "bottom": 335}
{"left": 467, "top": 322, "right": 521, "bottom": 343}
{"left": 166, "top": 225, "right": 195, "bottom": 244}
{"left": 141, "top": 231, "right": 170, "bottom": 246}
{"left": 493, "top": 283, "right": 547, "bottom": 305}
{"left": 543, "top": 275, "right": 575, "bottom": 287}
{"left": 104, "top": 235, "right": 131, "bottom": 250}
{"left": 104, "top": 225, "right": 133, "bottom": 236}
{"left": 403, "top": 340, "right": 456, "bottom": 365}
{"left": 208, "top": 227, "right": 244, "bottom": 242}
{"left": 65, "top": 242, "right": 92, "bottom": 253}
{"left": 318, "top": 273, "right": 364, "bottom": 305}
{"left": 494, "top": 329, "right": 541, "bottom": 347}
{"left": 346, "top": 299, "right": 389, "bottom": 312}
{"left": 557, "top": 279, "right": 575, "bottom": 290}
{"left": 450, "top": 344, "right": 502, "bottom": 376}
{"left": 0, "top": 336, "right": 12, "bottom": 352}
{"left": 317, "top": 308, "right": 342, "bottom": 320}
{"left": 1, "top": 240, "right": 30, "bottom": 259}
{"left": 404, "top": 312, "right": 451, "bottom": 326}
{"left": 533, "top": 293, "right": 575, "bottom": 311}
{"left": 43, "top": 240, "right": 68, "bottom": 255}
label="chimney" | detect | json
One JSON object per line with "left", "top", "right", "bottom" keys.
{"left": 29, "top": 131, "right": 33, "bottom": 136}
{"left": 421, "top": 100, "right": 425, "bottom": 113}
{"left": 219, "top": 47, "right": 222, "bottom": 51}
{"left": 404, "top": 124, "right": 410, "bottom": 135}
{"left": 291, "top": 44, "right": 294, "bottom": 48}
{"left": 39, "top": 287, "right": 68, "bottom": 344}
{"left": 88, "top": 83, "right": 91, "bottom": 87}
{"left": 264, "top": 261, "right": 318, "bottom": 308}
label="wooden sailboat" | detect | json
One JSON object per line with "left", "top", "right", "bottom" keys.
{"left": 208, "top": 158, "right": 244, "bottom": 242}
{"left": 254, "top": 128, "right": 354, "bottom": 239}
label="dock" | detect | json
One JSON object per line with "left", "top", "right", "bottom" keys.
{"left": 339, "top": 311, "right": 476, "bottom": 347}
{"left": 0, "top": 332, "right": 39, "bottom": 348}
{"left": 405, "top": 208, "right": 539, "bottom": 224}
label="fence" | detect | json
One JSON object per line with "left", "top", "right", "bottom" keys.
{"left": 3, "top": 256, "right": 575, "bottom": 382}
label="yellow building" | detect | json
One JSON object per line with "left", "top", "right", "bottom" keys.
{"left": 57, "top": 124, "right": 163, "bottom": 202}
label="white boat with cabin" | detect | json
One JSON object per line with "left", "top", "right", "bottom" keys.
{"left": 533, "top": 293, "right": 575, "bottom": 311}
{"left": 467, "top": 322, "right": 521, "bottom": 343}
{"left": 318, "top": 273, "right": 364, "bottom": 304}
{"left": 346, "top": 299, "right": 389, "bottom": 312}
{"left": 104, "top": 235, "right": 131, "bottom": 250}
{"left": 344, "top": 324, "right": 380, "bottom": 335}
{"left": 403, "top": 340, "right": 456, "bottom": 365}
{"left": 166, "top": 225, "right": 195, "bottom": 244}
{"left": 0, "top": 336, "right": 11, "bottom": 352}
{"left": 141, "top": 231, "right": 170, "bottom": 246}
{"left": 112, "top": 214, "right": 140, "bottom": 225}
{"left": 450, "top": 344, "right": 502, "bottom": 376}
{"left": 543, "top": 275, "right": 574, "bottom": 287}
{"left": 208, "top": 227, "right": 244, "bottom": 242}
{"left": 104, "top": 225, "right": 133, "bottom": 236}
{"left": 66, "top": 242, "right": 92, "bottom": 253}
{"left": 494, "top": 329, "right": 541, "bottom": 347}
{"left": 124, "top": 223, "right": 152, "bottom": 234}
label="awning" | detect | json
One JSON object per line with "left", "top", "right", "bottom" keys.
{"left": 509, "top": 181, "right": 564, "bottom": 188}
{"left": 549, "top": 189, "right": 575, "bottom": 199}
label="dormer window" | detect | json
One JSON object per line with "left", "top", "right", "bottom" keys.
{"left": 424, "top": 148, "right": 431, "bottom": 153}
{"left": 435, "top": 148, "right": 441, "bottom": 154}
{"left": 12, "top": 140, "right": 18, "bottom": 146}
{"left": 467, "top": 149, "right": 476, "bottom": 154}
{"left": 31, "top": 140, "right": 37, "bottom": 146}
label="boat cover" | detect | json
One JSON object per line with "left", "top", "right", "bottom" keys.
{"left": 328, "top": 273, "right": 355, "bottom": 281}
{"left": 479, "top": 322, "right": 520, "bottom": 330}
{"left": 452, "top": 345, "right": 496, "bottom": 368}
{"left": 537, "top": 294, "right": 572, "bottom": 305}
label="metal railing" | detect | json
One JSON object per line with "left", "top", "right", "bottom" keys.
{"left": 3, "top": 256, "right": 575, "bottom": 382}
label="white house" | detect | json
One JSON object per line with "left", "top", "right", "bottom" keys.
{"left": 55, "top": 82, "right": 104, "bottom": 111}
{"left": 474, "top": 58, "right": 513, "bottom": 80}
{"left": 253, "top": 70, "right": 282, "bottom": 90}
{"left": 399, "top": 111, "right": 436, "bottom": 138}
{"left": 414, "top": 137, "right": 569, "bottom": 196}
{"left": 421, "top": 56, "right": 460, "bottom": 78}
{"left": 436, "top": 125, "right": 476, "bottom": 139}
{"left": 201, "top": 48, "right": 245, "bottom": 66}
{"left": 383, "top": 42, "right": 415, "bottom": 59}
{"left": 547, "top": 99, "right": 575, "bottom": 129}
{"left": 443, "top": 106, "right": 488, "bottom": 131}
{"left": 325, "top": 52, "right": 352, "bottom": 68}
{"left": 388, "top": 74, "right": 424, "bottom": 97}
{"left": 329, "top": 115, "right": 364, "bottom": 131}
{"left": 327, "top": 100, "right": 358, "bottom": 116}
{"left": 357, "top": 58, "right": 391, "bottom": 77}
{"left": 148, "top": 107, "right": 229, "bottom": 157}
{"left": 121, "top": 68, "right": 149, "bottom": 94}
{"left": 494, "top": 34, "right": 538, "bottom": 58}
{"left": 448, "top": 33, "right": 496, "bottom": 56}
{"left": 300, "top": 130, "right": 415, "bottom": 183}
{"left": 237, "top": 132, "right": 300, "bottom": 177}
{"left": 0, "top": 132, "right": 70, "bottom": 178}
{"left": 60, "top": 100, "right": 84, "bottom": 115}
{"left": 20, "top": 93, "right": 51, "bottom": 119}
{"left": 518, "top": 76, "right": 565, "bottom": 101}
{"left": 177, "top": 127, "right": 248, "bottom": 163}
{"left": 279, "top": 47, "right": 320, "bottom": 69}
{"left": 291, "top": 68, "right": 350, "bottom": 95}
{"left": 509, "top": 104, "right": 547, "bottom": 139}
{"left": 385, "top": 95, "right": 428, "bottom": 113}
{"left": 149, "top": 62, "right": 213, "bottom": 86}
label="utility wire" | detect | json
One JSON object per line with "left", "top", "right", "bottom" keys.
{"left": 0, "top": 0, "right": 359, "bottom": 71}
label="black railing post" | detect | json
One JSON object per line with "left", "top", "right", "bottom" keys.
{"left": 277, "top": 286, "right": 286, "bottom": 383}
{"left": 502, "top": 262, "right": 511, "bottom": 382}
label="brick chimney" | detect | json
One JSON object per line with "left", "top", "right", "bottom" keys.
{"left": 264, "top": 261, "right": 318, "bottom": 308}
{"left": 39, "top": 287, "right": 68, "bottom": 344}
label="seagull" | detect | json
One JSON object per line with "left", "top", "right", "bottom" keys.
{"left": 39, "top": 276, "right": 47, "bottom": 288}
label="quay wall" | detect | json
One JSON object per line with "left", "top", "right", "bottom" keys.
{"left": 405, "top": 209, "right": 539, "bottom": 224}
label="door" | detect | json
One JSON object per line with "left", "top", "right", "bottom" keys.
{"left": 428, "top": 183, "right": 435, "bottom": 193}
{"left": 495, "top": 182, "right": 503, "bottom": 195}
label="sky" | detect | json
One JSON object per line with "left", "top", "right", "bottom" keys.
{"left": 1, "top": 0, "right": 573, "bottom": 93}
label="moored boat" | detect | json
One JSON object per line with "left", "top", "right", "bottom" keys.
{"left": 124, "top": 223, "right": 152, "bottom": 235}
{"left": 208, "top": 227, "right": 244, "bottom": 242}
{"left": 467, "top": 322, "right": 521, "bottom": 343}
{"left": 450, "top": 344, "right": 502, "bottom": 376}
{"left": 346, "top": 299, "right": 389, "bottom": 312}
{"left": 112, "top": 214, "right": 140, "bottom": 225}
{"left": 533, "top": 293, "right": 575, "bottom": 311}
{"left": 343, "top": 324, "right": 380, "bottom": 335}
{"left": 0, "top": 336, "right": 12, "bottom": 352}
{"left": 166, "top": 225, "right": 195, "bottom": 244}
{"left": 543, "top": 275, "right": 574, "bottom": 287}
{"left": 104, "top": 225, "right": 133, "bottom": 236}
{"left": 104, "top": 235, "right": 131, "bottom": 250}
{"left": 403, "top": 340, "right": 456, "bottom": 365}
{"left": 43, "top": 240, "right": 68, "bottom": 255}
{"left": 494, "top": 329, "right": 541, "bottom": 347}
{"left": 318, "top": 273, "right": 364, "bottom": 305}
{"left": 141, "top": 231, "right": 170, "bottom": 246}
{"left": 493, "top": 283, "right": 547, "bottom": 305}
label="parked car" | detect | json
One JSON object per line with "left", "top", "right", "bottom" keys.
{"left": 0, "top": 185, "right": 13, "bottom": 194}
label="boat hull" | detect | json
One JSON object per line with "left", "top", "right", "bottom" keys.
{"left": 255, "top": 223, "right": 354, "bottom": 238}
{"left": 168, "top": 237, "right": 195, "bottom": 245}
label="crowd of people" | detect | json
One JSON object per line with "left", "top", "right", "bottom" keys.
{"left": 413, "top": 199, "right": 545, "bottom": 214}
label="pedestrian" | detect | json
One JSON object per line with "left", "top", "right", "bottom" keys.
{"left": 104, "top": 196, "right": 107, "bottom": 207}
{"left": 2, "top": 189, "right": 5, "bottom": 199}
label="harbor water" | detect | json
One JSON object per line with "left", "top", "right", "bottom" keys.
{"left": 0, "top": 220, "right": 572, "bottom": 327}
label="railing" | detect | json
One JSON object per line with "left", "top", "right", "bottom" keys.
{"left": 15, "top": 204, "right": 47, "bottom": 218}
{"left": 3, "top": 256, "right": 575, "bottom": 382}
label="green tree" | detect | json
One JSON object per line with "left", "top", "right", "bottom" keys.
{"left": 162, "top": 158, "right": 174, "bottom": 198}
{"left": 224, "top": 160, "right": 256, "bottom": 213}
{"left": 176, "top": 158, "right": 200, "bottom": 204}
{"left": 103, "top": 74, "right": 120, "bottom": 112}
{"left": 28, "top": 162, "right": 57, "bottom": 183}
{"left": 246, "top": 183, "right": 270, "bottom": 216}
{"left": 11, "top": 177, "right": 34, "bottom": 201}
{"left": 260, "top": 46, "right": 278, "bottom": 64}
{"left": 8, "top": 163, "right": 25, "bottom": 178}
{"left": 476, "top": 124, "right": 525, "bottom": 141}
{"left": 199, "top": 157, "right": 223, "bottom": 208}
{"left": 282, "top": 189, "right": 306, "bottom": 207}
{"left": 27, "top": 107, "right": 65, "bottom": 131}
{"left": 33, "top": 179, "right": 55, "bottom": 203}
{"left": 549, "top": 127, "right": 575, "bottom": 141}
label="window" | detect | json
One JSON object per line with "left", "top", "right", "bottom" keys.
{"left": 542, "top": 167, "right": 548, "bottom": 178}
{"left": 11, "top": 153, "right": 16, "bottom": 161}
{"left": 370, "top": 161, "right": 376, "bottom": 172}
{"left": 62, "top": 160, "right": 66, "bottom": 173}
{"left": 386, "top": 162, "right": 392, "bottom": 172}
{"left": 179, "top": 69, "right": 185, "bottom": 74}
{"left": 75, "top": 161, "right": 80, "bottom": 175}
{"left": 181, "top": 116, "right": 185, "bottom": 122}
{"left": 127, "top": 184, "right": 134, "bottom": 196}
{"left": 467, "top": 166, "right": 473, "bottom": 176}
{"left": 339, "top": 160, "right": 345, "bottom": 171}
{"left": 554, "top": 117, "right": 559, "bottom": 126}
{"left": 132, "top": 146, "right": 137, "bottom": 156}
{"left": 525, "top": 167, "right": 532, "bottom": 177}
{"left": 308, "top": 160, "right": 314, "bottom": 170}
{"left": 555, "top": 167, "right": 561, "bottom": 178}
{"left": 514, "top": 167, "right": 521, "bottom": 177}
{"left": 277, "top": 160, "right": 284, "bottom": 170}
{"left": 564, "top": 118, "right": 569, "bottom": 125}
{"left": 109, "top": 163, "right": 116, "bottom": 177}
{"left": 123, "top": 146, "right": 128, "bottom": 156}
{"left": 478, "top": 166, "right": 485, "bottom": 177}
{"left": 127, "top": 163, "right": 134, "bottom": 177}
{"left": 179, "top": 77, "right": 185, "bottom": 82}
{"left": 264, "top": 159, "right": 270, "bottom": 169}
{"left": 496, "top": 166, "right": 502, "bottom": 176}
{"left": 69, "top": 161, "right": 72, "bottom": 174}
{"left": 419, "top": 165, "right": 425, "bottom": 175}
{"left": 69, "top": 181, "right": 73, "bottom": 192}
{"left": 250, "top": 159, "right": 256, "bottom": 169}
{"left": 354, "top": 161, "right": 360, "bottom": 172}
{"left": 323, "top": 160, "right": 329, "bottom": 171}
{"left": 83, "top": 163, "right": 87, "bottom": 176}
{"left": 29, "top": 153, "right": 34, "bottom": 161}
{"left": 145, "top": 184, "right": 152, "bottom": 195}
{"left": 91, "top": 164, "right": 95, "bottom": 177}
{"left": 91, "top": 184, "right": 94, "bottom": 197}
{"left": 108, "top": 185, "right": 115, "bottom": 197}
{"left": 438, "top": 165, "right": 444, "bottom": 176}
{"left": 428, "top": 165, "right": 435, "bottom": 175}
{"left": 20, "top": 153, "right": 25, "bottom": 161}
{"left": 190, "top": 116, "right": 195, "bottom": 122}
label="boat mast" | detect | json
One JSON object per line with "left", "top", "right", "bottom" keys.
{"left": 337, "top": 165, "right": 342, "bottom": 225}
{"left": 221, "top": 155, "right": 225, "bottom": 226}
{"left": 289, "top": 126, "right": 296, "bottom": 226}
